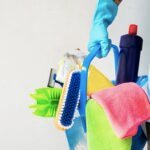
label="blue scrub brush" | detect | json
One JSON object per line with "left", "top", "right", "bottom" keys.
{"left": 55, "top": 70, "right": 80, "bottom": 130}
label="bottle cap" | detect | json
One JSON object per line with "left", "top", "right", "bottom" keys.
{"left": 128, "top": 24, "right": 138, "bottom": 35}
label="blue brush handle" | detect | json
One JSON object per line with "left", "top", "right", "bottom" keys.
{"left": 79, "top": 44, "right": 119, "bottom": 131}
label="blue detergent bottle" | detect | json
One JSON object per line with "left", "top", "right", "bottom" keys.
{"left": 116, "top": 24, "right": 143, "bottom": 84}
{"left": 116, "top": 24, "right": 147, "bottom": 150}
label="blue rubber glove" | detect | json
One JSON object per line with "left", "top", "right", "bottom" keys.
{"left": 88, "top": 0, "right": 119, "bottom": 58}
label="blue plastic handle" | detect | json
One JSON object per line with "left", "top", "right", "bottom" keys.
{"left": 136, "top": 75, "right": 148, "bottom": 87}
{"left": 148, "top": 84, "right": 150, "bottom": 98}
{"left": 79, "top": 44, "right": 119, "bottom": 131}
{"left": 111, "top": 44, "right": 119, "bottom": 76}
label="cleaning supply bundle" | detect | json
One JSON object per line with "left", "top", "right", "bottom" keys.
{"left": 29, "top": 58, "right": 149, "bottom": 150}
{"left": 29, "top": 0, "right": 150, "bottom": 149}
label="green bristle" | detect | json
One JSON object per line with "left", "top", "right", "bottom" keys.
{"left": 29, "top": 87, "right": 62, "bottom": 117}
{"left": 30, "top": 94, "right": 49, "bottom": 104}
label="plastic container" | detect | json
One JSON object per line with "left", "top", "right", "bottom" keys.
{"left": 116, "top": 24, "right": 143, "bottom": 84}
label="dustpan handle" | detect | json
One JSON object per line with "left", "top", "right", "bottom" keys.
{"left": 79, "top": 44, "right": 119, "bottom": 131}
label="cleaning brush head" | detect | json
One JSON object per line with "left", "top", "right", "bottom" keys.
{"left": 29, "top": 87, "right": 62, "bottom": 117}
{"left": 55, "top": 70, "right": 80, "bottom": 130}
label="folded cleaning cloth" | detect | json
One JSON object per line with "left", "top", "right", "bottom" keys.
{"left": 92, "top": 82, "right": 150, "bottom": 138}
{"left": 88, "top": 0, "right": 119, "bottom": 58}
{"left": 86, "top": 99, "right": 131, "bottom": 150}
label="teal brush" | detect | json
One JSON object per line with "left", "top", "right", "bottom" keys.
{"left": 30, "top": 87, "right": 62, "bottom": 117}
{"left": 55, "top": 70, "right": 80, "bottom": 130}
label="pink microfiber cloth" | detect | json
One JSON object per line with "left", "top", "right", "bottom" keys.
{"left": 91, "top": 82, "right": 150, "bottom": 139}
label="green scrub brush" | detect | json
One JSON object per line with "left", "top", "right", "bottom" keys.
{"left": 30, "top": 87, "right": 62, "bottom": 117}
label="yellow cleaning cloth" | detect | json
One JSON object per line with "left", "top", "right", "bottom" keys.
{"left": 87, "top": 65, "right": 113, "bottom": 96}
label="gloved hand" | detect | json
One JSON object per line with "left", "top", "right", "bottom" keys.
{"left": 88, "top": 0, "right": 120, "bottom": 58}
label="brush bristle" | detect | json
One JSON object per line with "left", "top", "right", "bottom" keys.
{"left": 55, "top": 70, "right": 80, "bottom": 130}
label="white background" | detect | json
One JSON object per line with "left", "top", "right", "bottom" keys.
{"left": 0, "top": 0, "right": 149, "bottom": 150}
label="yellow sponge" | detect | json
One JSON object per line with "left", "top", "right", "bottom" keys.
{"left": 87, "top": 65, "right": 113, "bottom": 96}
